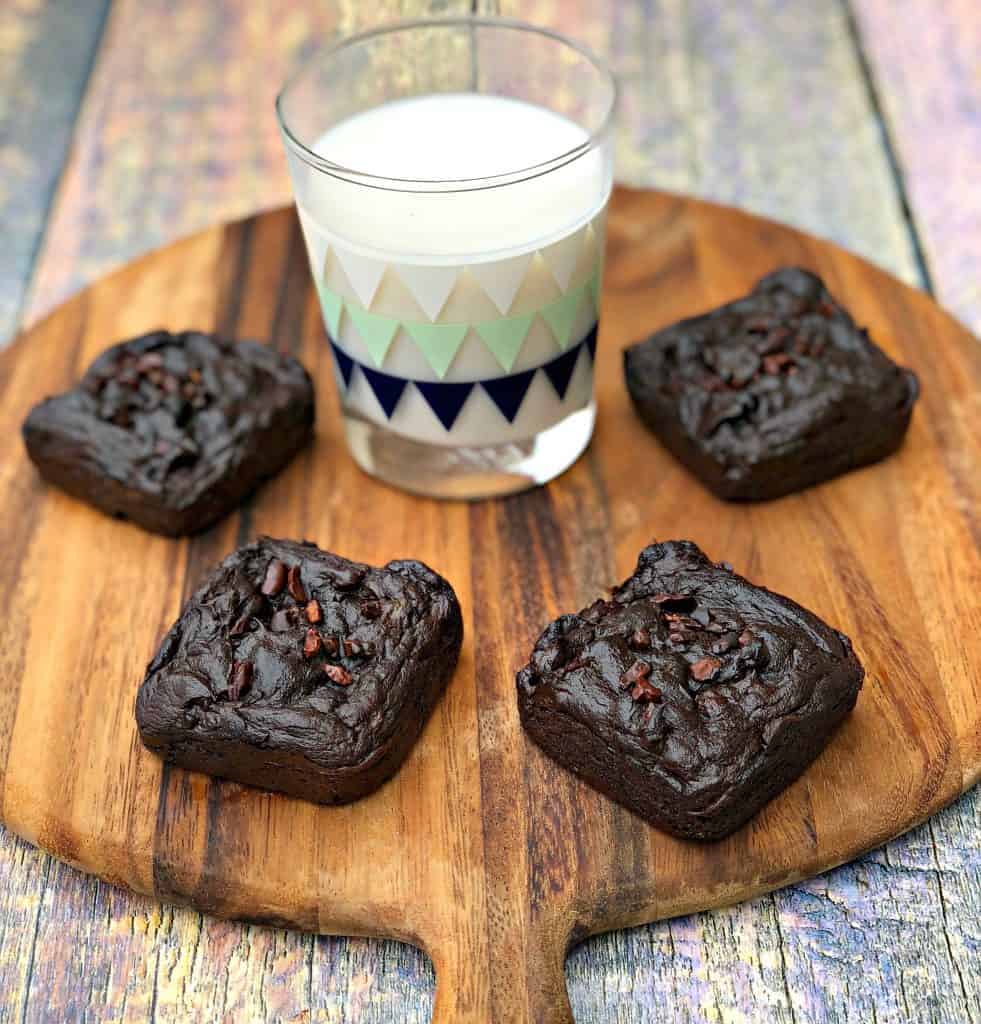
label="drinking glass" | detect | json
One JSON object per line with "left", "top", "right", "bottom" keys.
{"left": 277, "top": 17, "right": 617, "bottom": 498}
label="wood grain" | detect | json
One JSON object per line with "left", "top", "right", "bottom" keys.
{"left": 0, "top": 0, "right": 109, "bottom": 340}
{"left": 2, "top": 2, "right": 978, "bottom": 1021}
{"left": 851, "top": 0, "right": 981, "bottom": 331}
{"left": 0, "top": 189, "right": 978, "bottom": 1023}
{"left": 22, "top": 0, "right": 934, "bottom": 341}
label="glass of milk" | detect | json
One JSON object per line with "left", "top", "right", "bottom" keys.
{"left": 277, "top": 17, "right": 617, "bottom": 498}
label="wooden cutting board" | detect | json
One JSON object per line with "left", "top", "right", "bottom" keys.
{"left": 0, "top": 188, "right": 978, "bottom": 1023}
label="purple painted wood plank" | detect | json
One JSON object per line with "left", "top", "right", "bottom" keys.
{"left": 853, "top": 0, "right": 981, "bottom": 332}
{"left": 0, "top": 0, "right": 110, "bottom": 342}
{"left": 1, "top": 1, "right": 977, "bottom": 1022}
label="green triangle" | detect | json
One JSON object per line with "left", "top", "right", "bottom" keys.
{"left": 589, "top": 259, "right": 604, "bottom": 311}
{"left": 316, "top": 282, "right": 343, "bottom": 339}
{"left": 473, "top": 314, "right": 534, "bottom": 372}
{"left": 347, "top": 306, "right": 400, "bottom": 367}
{"left": 542, "top": 287, "right": 584, "bottom": 350}
{"left": 403, "top": 322, "right": 470, "bottom": 378}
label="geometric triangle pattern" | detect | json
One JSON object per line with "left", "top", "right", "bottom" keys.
{"left": 543, "top": 344, "right": 582, "bottom": 400}
{"left": 541, "top": 288, "right": 585, "bottom": 351}
{"left": 415, "top": 379, "right": 475, "bottom": 431}
{"left": 474, "top": 314, "right": 535, "bottom": 372}
{"left": 329, "top": 340, "right": 355, "bottom": 388}
{"left": 300, "top": 207, "right": 608, "bottom": 379}
{"left": 317, "top": 270, "right": 598, "bottom": 376}
{"left": 346, "top": 306, "right": 400, "bottom": 367}
{"left": 403, "top": 322, "right": 470, "bottom": 379}
{"left": 360, "top": 364, "right": 409, "bottom": 419}
{"left": 589, "top": 261, "right": 604, "bottom": 311}
{"left": 482, "top": 369, "right": 537, "bottom": 423}
{"left": 540, "top": 230, "right": 584, "bottom": 292}
{"left": 330, "top": 323, "right": 599, "bottom": 433}
{"left": 316, "top": 280, "right": 343, "bottom": 339}
{"left": 394, "top": 263, "right": 458, "bottom": 321}
{"left": 467, "top": 252, "right": 534, "bottom": 316}
{"left": 333, "top": 248, "right": 387, "bottom": 309}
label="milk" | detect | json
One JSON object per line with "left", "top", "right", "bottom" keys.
{"left": 286, "top": 93, "right": 612, "bottom": 446}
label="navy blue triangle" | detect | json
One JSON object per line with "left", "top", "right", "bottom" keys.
{"left": 481, "top": 369, "right": 536, "bottom": 424}
{"left": 361, "top": 365, "right": 408, "bottom": 419}
{"left": 415, "top": 380, "right": 474, "bottom": 431}
{"left": 584, "top": 322, "right": 599, "bottom": 361}
{"left": 543, "top": 346, "right": 581, "bottom": 400}
{"left": 330, "top": 340, "right": 355, "bottom": 389}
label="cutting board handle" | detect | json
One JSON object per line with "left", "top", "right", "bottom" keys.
{"left": 429, "top": 925, "right": 574, "bottom": 1023}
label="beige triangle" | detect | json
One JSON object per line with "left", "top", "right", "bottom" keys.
{"left": 324, "top": 248, "right": 356, "bottom": 301}
{"left": 539, "top": 227, "right": 586, "bottom": 292}
{"left": 507, "top": 253, "right": 562, "bottom": 316}
{"left": 440, "top": 271, "right": 500, "bottom": 323}
{"left": 297, "top": 209, "right": 329, "bottom": 283}
{"left": 369, "top": 267, "right": 428, "bottom": 320}
{"left": 570, "top": 224, "right": 603, "bottom": 291}
{"left": 332, "top": 246, "right": 387, "bottom": 308}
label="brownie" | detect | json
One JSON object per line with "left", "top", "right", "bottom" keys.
{"left": 22, "top": 330, "right": 315, "bottom": 535}
{"left": 516, "top": 540, "right": 864, "bottom": 840}
{"left": 623, "top": 268, "right": 919, "bottom": 500}
{"left": 136, "top": 537, "right": 463, "bottom": 803}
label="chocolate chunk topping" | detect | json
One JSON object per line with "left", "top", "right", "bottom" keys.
{"left": 623, "top": 268, "right": 919, "bottom": 502}
{"left": 516, "top": 538, "right": 865, "bottom": 840}
{"left": 228, "top": 660, "right": 253, "bottom": 700}
{"left": 628, "top": 628, "right": 652, "bottom": 651}
{"left": 261, "top": 558, "right": 287, "bottom": 596}
{"left": 287, "top": 564, "right": 306, "bottom": 602}
{"left": 630, "top": 677, "right": 663, "bottom": 703}
{"left": 323, "top": 664, "right": 352, "bottom": 687}
{"left": 303, "top": 629, "right": 322, "bottom": 659}
{"left": 620, "top": 660, "right": 652, "bottom": 689}
{"left": 135, "top": 537, "right": 465, "bottom": 806}
{"left": 230, "top": 595, "right": 265, "bottom": 637}
{"left": 360, "top": 600, "right": 382, "bottom": 620}
{"left": 328, "top": 566, "right": 366, "bottom": 591}
{"left": 690, "top": 656, "right": 722, "bottom": 682}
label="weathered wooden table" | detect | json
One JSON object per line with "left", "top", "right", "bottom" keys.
{"left": 0, "top": 2, "right": 977, "bottom": 1021}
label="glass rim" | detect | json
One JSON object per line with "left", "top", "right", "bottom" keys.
{"left": 275, "top": 15, "right": 618, "bottom": 195}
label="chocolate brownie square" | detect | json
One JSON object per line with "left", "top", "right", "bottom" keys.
{"left": 22, "top": 330, "right": 314, "bottom": 535}
{"left": 136, "top": 537, "right": 463, "bottom": 804}
{"left": 516, "top": 540, "right": 864, "bottom": 840}
{"left": 623, "top": 268, "right": 919, "bottom": 500}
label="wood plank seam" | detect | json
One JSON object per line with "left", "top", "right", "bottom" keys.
{"left": 838, "top": 0, "right": 935, "bottom": 296}
{"left": 6, "top": 1, "right": 113, "bottom": 344}
{"left": 1, "top": 193, "right": 977, "bottom": 1022}
{"left": 2, "top": 1, "right": 977, "bottom": 1019}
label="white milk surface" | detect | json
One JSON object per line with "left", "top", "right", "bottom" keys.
{"left": 288, "top": 94, "right": 611, "bottom": 444}
{"left": 296, "top": 93, "right": 609, "bottom": 262}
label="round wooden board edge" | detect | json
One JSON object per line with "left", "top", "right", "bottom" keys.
{"left": 0, "top": 188, "right": 979, "bottom": 949}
